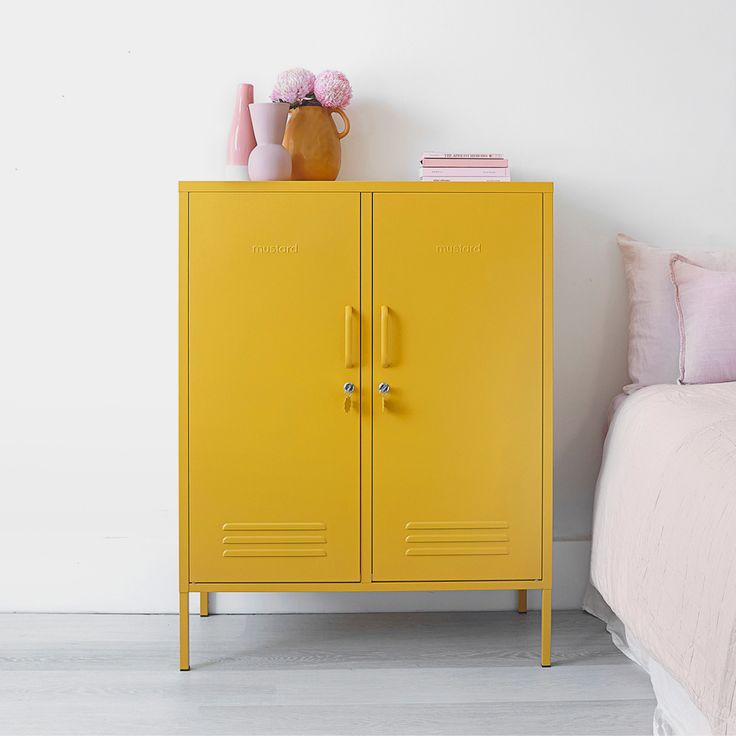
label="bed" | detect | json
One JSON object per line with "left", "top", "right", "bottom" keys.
{"left": 584, "top": 382, "right": 736, "bottom": 735}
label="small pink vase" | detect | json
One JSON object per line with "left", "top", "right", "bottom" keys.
{"left": 247, "top": 102, "right": 292, "bottom": 181}
{"left": 226, "top": 84, "right": 256, "bottom": 177}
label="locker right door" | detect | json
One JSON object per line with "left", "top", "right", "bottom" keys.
{"left": 372, "top": 192, "right": 543, "bottom": 582}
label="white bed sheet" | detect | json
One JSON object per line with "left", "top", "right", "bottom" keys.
{"left": 585, "top": 584, "right": 711, "bottom": 735}
{"left": 587, "top": 383, "right": 736, "bottom": 735}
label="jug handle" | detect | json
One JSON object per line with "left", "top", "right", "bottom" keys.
{"left": 332, "top": 108, "right": 350, "bottom": 140}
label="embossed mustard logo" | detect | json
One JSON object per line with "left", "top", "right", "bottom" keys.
{"left": 436, "top": 244, "right": 482, "bottom": 254}
{"left": 251, "top": 244, "right": 298, "bottom": 254}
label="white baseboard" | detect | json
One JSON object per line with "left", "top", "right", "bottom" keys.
{"left": 0, "top": 540, "right": 591, "bottom": 614}
{"left": 205, "top": 540, "right": 592, "bottom": 614}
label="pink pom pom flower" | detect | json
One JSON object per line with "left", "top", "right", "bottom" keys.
{"left": 270, "top": 67, "right": 315, "bottom": 107}
{"left": 313, "top": 70, "right": 352, "bottom": 108}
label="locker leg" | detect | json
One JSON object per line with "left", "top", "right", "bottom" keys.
{"left": 180, "top": 592, "right": 190, "bottom": 671}
{"left": 517, "top": 590, "right": 527, "bottom": 614}
{"left": 200, "top": 592, "right": 209, "bottom": 617}
{"left": 541, "top": 588, "right": 552, "bottom": 667}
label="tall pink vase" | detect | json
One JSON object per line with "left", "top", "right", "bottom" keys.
{"left": 226, "top": 83, "right": 256, "bottom": 178}
{"left": 247, "top": 102, "right": 292, "bottom": 181}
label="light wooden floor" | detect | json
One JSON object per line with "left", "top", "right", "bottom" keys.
{"left": 0, "top": 610, "right": 655, "bottom": 735}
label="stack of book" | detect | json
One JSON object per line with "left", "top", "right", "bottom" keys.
{"left": 419, "top": 152, "right": 510, "bottom": 182}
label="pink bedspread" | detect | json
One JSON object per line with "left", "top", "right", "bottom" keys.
{"left": 590, "top": 383, "right": 736, "bottom": 735}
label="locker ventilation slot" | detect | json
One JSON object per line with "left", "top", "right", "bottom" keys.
{"left": 404, "top": 521, "right": 509, "bottom": 557}
{"left": 221, "top": 522, "right": 327, "bottom": 558}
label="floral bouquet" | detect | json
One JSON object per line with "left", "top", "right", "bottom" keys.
{"left": 271, "top": 67, "right": 352, "bottom": 109}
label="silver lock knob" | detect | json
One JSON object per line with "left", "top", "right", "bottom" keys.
{"left": 377, "top": 382, "right": 390, "bottom": 394}
{"left": 343, "top": 382, "right": 356, "bottom": 394}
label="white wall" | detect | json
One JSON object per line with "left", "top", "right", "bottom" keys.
{"left": 2, "top": 0, "right": 735, "bottom": 613}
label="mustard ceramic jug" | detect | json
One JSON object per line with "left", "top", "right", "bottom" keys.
{"left": 283, "top": 106, "right": 350, "bottom": 180}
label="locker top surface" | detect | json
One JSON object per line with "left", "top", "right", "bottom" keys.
{"left": 179, "top": 181, "right": 554, "bottom": 193}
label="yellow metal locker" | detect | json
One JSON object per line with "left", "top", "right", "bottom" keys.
{"left": 179, "top": 181, "right": 553, "bottom": 671}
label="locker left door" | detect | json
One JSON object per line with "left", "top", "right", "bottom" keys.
{"left": 188, "top": 192, "right": 361, "bottom": 583}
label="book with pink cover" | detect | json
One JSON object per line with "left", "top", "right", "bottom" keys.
{"left": 421, "top": 175, "right": 511, "bottom": 182}
{"left": 421, "top": 158, "right": 509, "bottom": 167}
{"left": 421, "top": 166, "right": 510, "bottom": 177}
{"left": 422, "top": 152, "right": 505, "bottom": 159}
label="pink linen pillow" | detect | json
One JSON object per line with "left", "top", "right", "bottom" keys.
{"left": 618, "top": 234, "right": 736, "bottom": 392}
{"left": 670, "top": 257, "right": 736, "bottom": 385}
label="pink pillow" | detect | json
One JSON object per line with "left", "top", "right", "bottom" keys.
{"left": 618, "top": 234, "right": 736, "bottom": 392}
{"left": 671, "top": 256, "right": 736, "bottom": 385}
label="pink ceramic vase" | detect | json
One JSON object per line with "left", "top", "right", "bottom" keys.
{"left": 247, "top": 102, "right": 292, "bottom": 181}
{"left": 226, "top": 84, "right": 256, "bottom": 176}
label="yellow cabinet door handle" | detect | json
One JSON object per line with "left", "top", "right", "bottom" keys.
{"left": 344, "top": 306, "right": 354, "bottom": 368}
{"left": 380, "top": 305, "right": 390, "bottom": 368}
